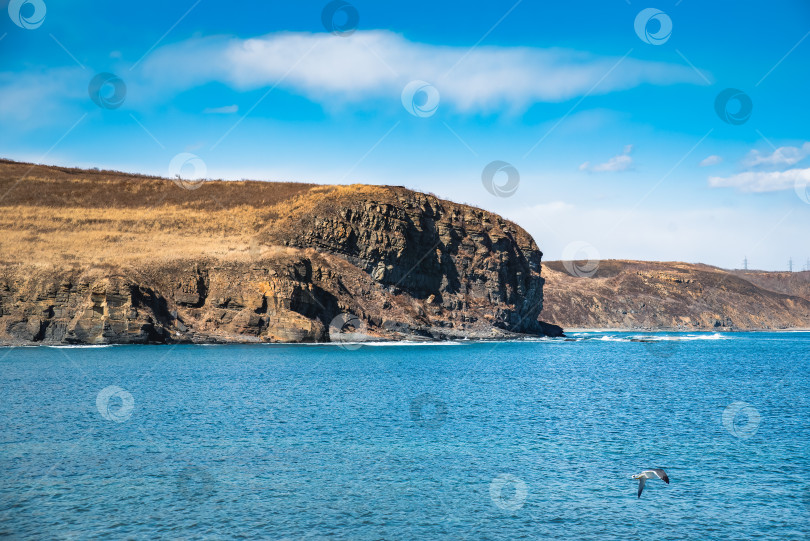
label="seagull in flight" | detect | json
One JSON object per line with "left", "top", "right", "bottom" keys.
{"left": 632, "top": 469, "right": 670, "bottom": 498}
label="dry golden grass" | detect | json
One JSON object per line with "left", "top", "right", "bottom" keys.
{"left": 0, "top": 160, "right": 331, "bottom": 266}
{"left": 0, "top": 200, "right": 318, "bottom": 266}
{"left": 0, "top": 158, "right": 317, "bottom": 210}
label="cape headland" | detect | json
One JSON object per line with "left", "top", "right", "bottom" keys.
{"left": 0, "top": 159, "right": 561, "bottom": 345}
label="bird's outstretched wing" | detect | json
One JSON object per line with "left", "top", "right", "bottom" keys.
{"left": 650, "top": 469, "right": 669, "bottom": 484}
{"left": 637, "top": 477, "right": 646, "bottom": 498}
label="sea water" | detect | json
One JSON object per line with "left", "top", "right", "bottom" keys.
{"left": 1, "top": 332, "right": 808, "bottom": 539}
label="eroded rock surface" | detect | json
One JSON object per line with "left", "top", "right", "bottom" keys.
{"left": 0, "top": 163, "right": 560, "bottom": 345}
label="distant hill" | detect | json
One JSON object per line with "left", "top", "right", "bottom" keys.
{"left": 540, "top": 260, "right": 810, "bottom": 330}
{"left": 730, "top": 269, "right": 810, "bottom": 302}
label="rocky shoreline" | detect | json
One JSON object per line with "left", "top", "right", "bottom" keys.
{"left": 0, "top": 258, "right": 563, "bottom": 347}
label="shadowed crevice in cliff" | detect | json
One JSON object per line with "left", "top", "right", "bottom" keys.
{"left": 128, "top": 285, "right": 174, "bottom": 343}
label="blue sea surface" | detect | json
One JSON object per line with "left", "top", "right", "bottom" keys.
{"left": 1, "top": 332, "right": 809, "bottom": 539}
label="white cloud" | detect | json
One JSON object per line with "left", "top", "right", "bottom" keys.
{"left": 203, "top": 104, "right": 238, "bottom": 114}
{"left": 708, "top": 142, "right": 810, "bottom": 193}
{"left": 594, "top": 155, "right": 632, "bottom": 172}
{"left": 0, "top": 68, "right": 86, "bottom": 124}
{"left": 137, "top": 30, "right": 705, "bottom": 113}
{"left": 580, "top": 144, "right": 633, "bottom": 172}
{"left": 699, "top": 155, "right": 722, "bottom": 167}
{"left": 708, "top": 167, "right": 810, "bottom": 192}
{"left": 743, "top": 142, "right": 810, "bottom": 168}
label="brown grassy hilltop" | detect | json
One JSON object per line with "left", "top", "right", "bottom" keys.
{"left": 541, "top": 260, "right": 810, "bottom": 331}
{"left": 0, "top": 159, "right": 557, "bottom": 344}
{"left": 0, "top": 158, "right": 317, "bottom": 266}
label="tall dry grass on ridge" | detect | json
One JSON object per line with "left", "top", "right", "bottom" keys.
{"left": 0, "top": 160, "right": 323, "bottom": 267}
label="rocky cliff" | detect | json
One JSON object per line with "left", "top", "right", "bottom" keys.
{"left": 0, "top": 159, "right": 561, "bottom": 345}
{"left": 541, "top": 260, "right": 810, "bottom": 330}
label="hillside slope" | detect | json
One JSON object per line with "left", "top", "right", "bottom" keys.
{"left": 540, "top": 260, "right": 810, "bottom": 330}
{"left": 730, "top": 269, "right": 810, "bottom": 301}
{"left": 0, "top": 159, "right": 560, "bottom": 345}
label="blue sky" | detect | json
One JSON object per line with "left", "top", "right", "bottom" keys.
{"left": 2, "top": 0, "right": 809, "bottom": 270}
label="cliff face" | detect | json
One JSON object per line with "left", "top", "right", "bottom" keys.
{"left": 541, "top": 260, "right": 810, "bottom": 330}
{"left": 0, "top": 160, "right": 559, "bottom": 345}
{"left": 270, "top": 186, "right": 545, "bottom": 334}
{"left": 1, "top": 258, "right": 331, "bottom": 345}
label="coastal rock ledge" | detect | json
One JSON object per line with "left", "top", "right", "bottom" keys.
{"left": 0, "top": 160, "right": 562, "bottom": 345}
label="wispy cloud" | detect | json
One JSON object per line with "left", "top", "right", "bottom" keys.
{"left": 0, "top": 68, "right": 86, "bottom": 125}
{"left": 742, "top": 142, "right": 810, "bottom": 168}
{"left": 580, "top": 144, "right": 633, "bottom": 172}
{"left": 699, "top": 154, "right": 722, "bottom": 167}
{"left": 136, "top": 30, "right": 704, "bottom": 113}
{"left": 709, "top": 167, "right": 810, "bottom": 192}
{"left": 709, "top": 141, "right": 810, "bottom": 193}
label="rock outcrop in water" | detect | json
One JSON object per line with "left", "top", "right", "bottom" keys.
{"left": 0, "top": 159, "right": 561, "bottom": 345}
